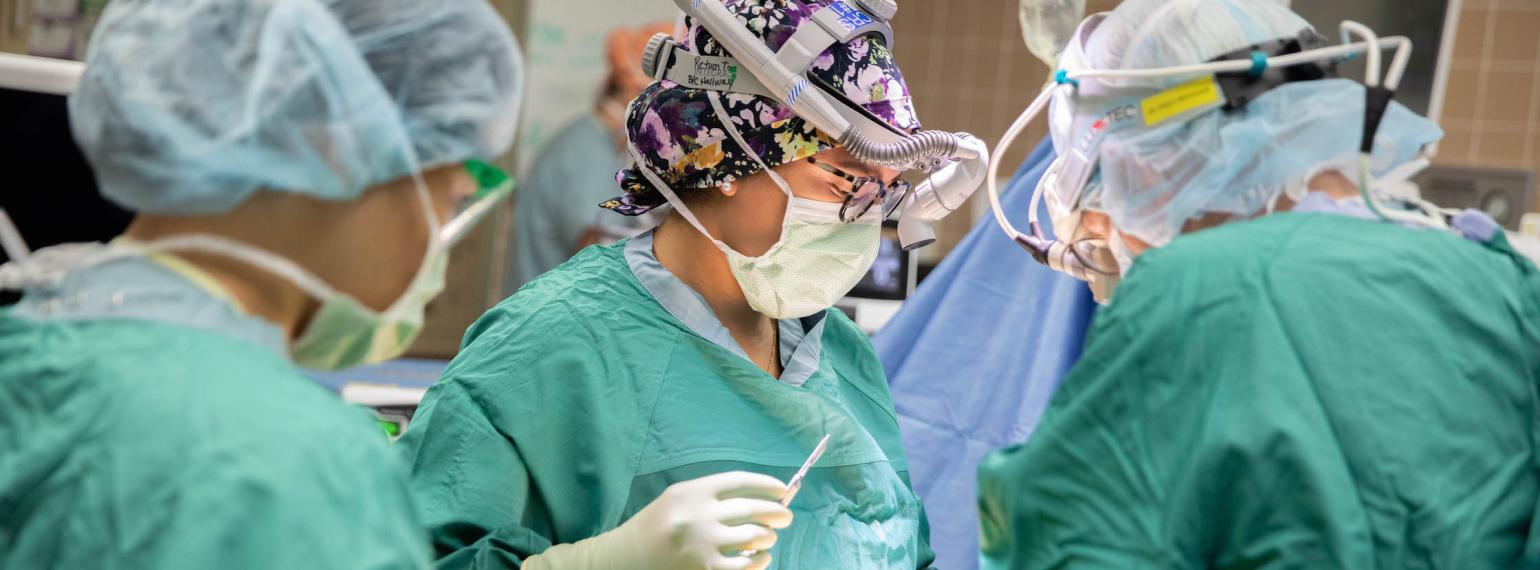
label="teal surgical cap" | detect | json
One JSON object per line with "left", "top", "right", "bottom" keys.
{"left": 69, "top": 0, "right": 524, "bottom": 215}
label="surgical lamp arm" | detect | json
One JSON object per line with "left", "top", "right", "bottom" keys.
{"left": 672, "top": 0, "right": 984, "bottom": 171}
{"left": 672, "top": 0, "right": 853, "bottom": 140}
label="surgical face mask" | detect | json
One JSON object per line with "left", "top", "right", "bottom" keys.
{"left": 1079, "top": 231, "right": 1125, "bottom": 305}
{"left": 1074, "top": 229, "right": 1137, "bottom": 304}
{"left": 287, "top": 243, "right": 448, "bottom": 370}
{"left": 1043, "top": 205, "right": 1123, "bottom": 305}
{"left": 625, "top": 91, "right": 884, "bottom": 319}
{"left": 290, "top": 161, "right": 512, "bottom": 369}
{"left": 134, "top": 161, "right": 513, "bottom": 371}
{"left": 1108, "top": 229, "right": 1136, "bottom": 275}
{"left": 721, "top": 192, "right": 881, "bottom": 319}
{"left": 632, "top": 142, "right": 882, "bottom": 319}
{"left": 1086, "top": 268, "right": 1121, "bottom": 305}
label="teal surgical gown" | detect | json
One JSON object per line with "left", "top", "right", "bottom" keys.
{"left": 978, "top": 213, "right": 1540, "bottom": 569}
{"left": 0, "top": 251, "right": 430, "bottom": 568}
{"left": 399, "top": 231, "right": 935, "bottom": 568}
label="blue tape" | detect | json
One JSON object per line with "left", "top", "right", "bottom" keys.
{"left": 1248, "top": 51, "right": 1268, "bottom": 78}
{"left": 1055, "top": 69, "right": 1080, "bottom": 88}
{"left": 788, "top": 77, "right": 807, "bottom": 104}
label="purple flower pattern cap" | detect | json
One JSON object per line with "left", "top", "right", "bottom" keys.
{"left": 603, "top": 0, "right": 921, "bottom": 216}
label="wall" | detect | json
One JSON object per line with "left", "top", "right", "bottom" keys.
{"left": 1439, "top": 0, "right": 1540, "bottom": 174}
{"left": 888, "top": 0, "right": 1118, "bottom": 262}
{"left": 1, "top": 0, "right": 34, "bottom": 54}
{"left": 412, "top": 0, "right": 530, "bottom": 357}
{"left": 515, "top": 0, "right": 680, "bottom": 172}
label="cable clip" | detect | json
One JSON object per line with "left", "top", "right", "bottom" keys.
{"left": 1247, "top": 51, "right": 1268, "bottom": 78}
{"left": 1055, "top": 69, "right": 1080, "bottom": 88}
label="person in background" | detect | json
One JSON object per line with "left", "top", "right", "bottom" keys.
{"left": 0, "top": 0, "right": 522, "bottom": 567}
{"left": 977, "top": 0, "right": 1540, "bottom": 567}
{"left": 398, "top": 1, "right": 936, "bottom": 568}
{"left": 506, "top": 22, "right": 672, "bottom": 294}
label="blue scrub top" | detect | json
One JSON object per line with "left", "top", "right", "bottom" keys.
{"left": 508, "top": 114, "right": 632, "bottom": 293}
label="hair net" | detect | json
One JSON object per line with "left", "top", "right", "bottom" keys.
{"left": 69, "top": 0, "right": 524, "bottom": 215}
{"left": 1084, "top": 0, "right": 1309, "bottom": 90}
{"left": 604, "top": 0, "right": 920, "bottom": 216}
{"left": 1051, "top": 0, "right": 1443, "bottom": 247}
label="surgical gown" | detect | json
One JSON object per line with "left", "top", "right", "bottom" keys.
{"left": 399, "top": 231, "right": 935, "bottom": 569}
{"left": 978, "top": 212, "right": 1540, "bottom": 569}
{"left": 0, "top": 253, "right": 430, "bottom": 568}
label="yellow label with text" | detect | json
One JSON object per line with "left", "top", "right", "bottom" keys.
{"left": 1140, "top": 77, "right": 1222, "bottom": 126}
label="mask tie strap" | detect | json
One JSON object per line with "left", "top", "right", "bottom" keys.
{"left": 625, "top": 141, "right": 734, "bottom": 253}
{"left": 143, "top": 234, "right": 347, "bottom": 305}
{"left": 706, "top": 91, "right": 792, "bottom": 198}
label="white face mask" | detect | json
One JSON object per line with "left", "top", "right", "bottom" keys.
{"left": 131, "top": 162, "right": 512, "bottom": 371}
{"left": 1080, "top": 230, "right": 1135, "bottom": 304}
{"left": 629, "top": 91, "right": 883, "bottom": 319}
{"left": 283, "top": 163, "right": 510, "bottom": 370}
{"left": 626, "top": 144, "right": 881, "bottom": 320}
{"left": 287, "top": 240, "right": 448, "bottom": 370}
{"left": 628, "top": 143, "right": 880, "bottom": 320}
{"left": 134, "top": 203, "right": 445, "bottom": 371}
{"left": 715, "top": 191, "right": 880, "bottom": 319}
{"left": 1107, "top": 229, "right": 1136, "bottom": 275}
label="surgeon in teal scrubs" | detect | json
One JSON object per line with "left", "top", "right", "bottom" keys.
{"left": 0, "top": 0, "right": 523, "bottom": 567}
{"left": 398, "top": 2, "right": 936, "bottom": 568}
{"left": 977, "top": 0, "right": 1540, "bottom": 568}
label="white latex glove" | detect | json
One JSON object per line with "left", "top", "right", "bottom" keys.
{"left": 523, "top": 471, "right": 793, "bottom": 570}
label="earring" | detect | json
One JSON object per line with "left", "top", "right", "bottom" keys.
{"left": 720, "top": 181, "right": 736, "bottom": 197}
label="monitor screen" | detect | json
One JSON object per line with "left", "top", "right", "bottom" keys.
{"left": 846, "top": 222, "right": 914, "bottom": 301}
{"left": 0, "top": 86, "right": 129, "bottom": 268}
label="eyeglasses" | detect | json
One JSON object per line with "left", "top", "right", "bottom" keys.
{"left": 1066, "top": 238, "right": 1119, "bottom": 276}
{"left": 806, "top": 157, "right": 913, "bottom": 223}
{"left": 439, "top": 160, "right": 516, "bottom": 246}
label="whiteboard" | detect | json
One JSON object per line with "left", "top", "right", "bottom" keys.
{"left": 517, "top": 0, "right": 681, "bottom": 172}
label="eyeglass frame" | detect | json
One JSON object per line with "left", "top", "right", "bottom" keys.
{"left": 805, "top": 157, "right": 913, "bottom": 223}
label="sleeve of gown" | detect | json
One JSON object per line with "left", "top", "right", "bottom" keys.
{"left": 398, "top": 382, "right": 546, "bottom": 569}
{"left": 915, "top": 498, "right": 938, "bottom": 569}
{"left": 398, "top": 301, "right": 643, "bottom": 570}
{"left": 977, "top": 245, "right": 1370, "bottom": 569}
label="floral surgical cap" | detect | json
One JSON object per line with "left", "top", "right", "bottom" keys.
{"left": 604, "top": 0, "right": 920, "bottom": 216}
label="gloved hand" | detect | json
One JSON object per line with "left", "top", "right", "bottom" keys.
{"left": 523, "top": 471, "right": 793, "bottom": 570}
